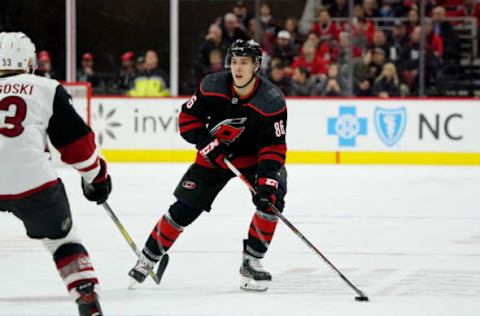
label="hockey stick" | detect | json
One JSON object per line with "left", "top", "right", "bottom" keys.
{"left": 102, "top": 202, "right": 161, "bottom": 284}
{"left": 223, "top": 159, "right": 369, "bottom": 301}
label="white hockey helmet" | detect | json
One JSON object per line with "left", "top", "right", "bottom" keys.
{"left": 0, "top": 32, "right": 36, "bottom": 72}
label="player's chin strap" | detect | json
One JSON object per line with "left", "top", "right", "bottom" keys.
{"left": 233, "top": 73, "right": 256, "bottom": 89}
{"left": 223, "top": 158, "right": 370, "bottom": 302}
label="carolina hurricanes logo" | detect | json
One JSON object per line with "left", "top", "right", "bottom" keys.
{"left": 182, "top": 181, "right": 196, "bottom": 190}
{"left": 210, "top": 118, "right": 247, "bottom": 143}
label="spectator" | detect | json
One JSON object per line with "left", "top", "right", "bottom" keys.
{"left": 372, "top": 63, "right": 401, "bottom": 97}
{"left": 136, "top": 55, "right": 145, "bottom": 73}
{"left": 352, "top": 18, "right": 375, "bottom": 52}
{"left": 369, "top": 48, "right": 386, "bottom": 80}
{"left": 115, "top": 51, "right": 136, "bottom": 93}
{"left": 268, "top": 64, "right": 291, "bottom": 95}
{"left": 284, "top": 17, "right": 305, "bottom": 52}
{"left": 203, "top": 49, "right": 224, "bottom": 76}
{"left": 311, "top": 6, "right": 340, "bottom": 42}
{"left": 388, "top": 20, "right": 409, "bottom": 63}
{"left": 363, "top": 0, "right": 380, "bottom": 18}
{"left": 370, "top": 30, "right": 390, "bottom": 59}
{"left": 451, "top": 0, "right": 480, "bottom": 27}
{"left": 268, "top": 30, "right": 297, "bottom": 67}
{"left": 233, "top": 1, "right": 251, "bottom": 32}
{"left": 328, "top": 0, "right": 349, "bottom": 18}
{"left": 353, "top": 50, "right": 374, "bottom": 84}
{"left": 77, "top": 52, "right": 103, "bottom": 92}
{"left": 335, "top": 31, "right": 363, "bottom": 67}
{"left": 406, "top": 7, "right": 420, "bottom": 34}
{"left": 36, "top": 50, "right": 58, "bottom": 79}
{"left": 289, "top": 67, "right": 315, "bottom": 96}
{"left": 221, "top": 13, "right": 249, "bottom": 48}
{"left": 291, "top": 41, "right": 328, "bottom": 79}
{"left": 129, "top": 50, "right": 170, "bottom": 97}
{"left": 354, "top": 75, "right": 373, "bottom": 96}
{"left": 431, "top": 5, "right": 460, "bottom": 62}
{"left": 316, "top": 63, "right": 346, "bottom": 96}
{"left": 259, "top": 2, "right": 283, "bottom": 48}
{"left": 196, "top": 24, "right": 228, "bottom": 78}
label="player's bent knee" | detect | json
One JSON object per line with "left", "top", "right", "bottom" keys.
{"left": 42, "top": 225, "right": 82, "bottom": 254}
{"left": 168, "top": 201, "right": 203, "bottom": 227}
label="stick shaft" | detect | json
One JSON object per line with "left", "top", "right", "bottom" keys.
{"left": 224, "top": 159, "right": 367, "bottom": 298}
{"left": 102, "top": 202, "right": 160, "bottom": 284}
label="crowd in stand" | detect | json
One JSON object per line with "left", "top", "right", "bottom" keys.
{"left": 36, "top": 0, "right": 480, "bottom": 97}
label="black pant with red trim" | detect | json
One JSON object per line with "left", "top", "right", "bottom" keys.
{"left": 143, "top": 163, "right": 287, "bottom": 262}
{"left": 0, "top": 180, "right": 73, "bottom": 239}
{"left": 0, "top": 181, "right": 100, "bottom": 299}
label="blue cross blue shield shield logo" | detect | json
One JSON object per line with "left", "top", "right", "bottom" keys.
{"left": 374, "top": 107, "right": 406, "bottom": 147}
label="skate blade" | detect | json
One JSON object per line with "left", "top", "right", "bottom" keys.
{"left": 240, "top": 276, "right": 269, "bottom": 292}
{"left": 128, "top": 278, "right": 140, "bottom": 290}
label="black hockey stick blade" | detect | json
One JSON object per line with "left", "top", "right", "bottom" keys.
{"left": 156, "top": 254, "right": 170, "bottom": 284}
{"left": 355, "top": 294, "right": 369, "bottom": 302}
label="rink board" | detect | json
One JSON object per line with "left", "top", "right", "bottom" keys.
{"left": 91, "top": 97, "right": 480, "bottom": 165}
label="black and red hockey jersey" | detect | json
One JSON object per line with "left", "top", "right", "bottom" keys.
{"left": 179, "top": 71, "right": 287, "bottom": 179}
{"left": 0, "top": 74, "right": 105, "bottom": 199}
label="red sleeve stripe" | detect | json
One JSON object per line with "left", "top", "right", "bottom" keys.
{"left": 258, "top": 153, "right": 285, "bottom": 164}
{"left": 179, "top": 122, "right": 204, "bottom": 134}
{"left": 179, "top": 112, "right": 201, "bottom": 125}
{"left": 259, "top": 144, "right": 287, "bottom": 156}
{"left": 58, "top": 132, "right": 97, "bottom": 165}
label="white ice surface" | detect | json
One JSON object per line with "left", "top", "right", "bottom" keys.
{"left": 1, "top": 163, "right": 479, "bottom": 316}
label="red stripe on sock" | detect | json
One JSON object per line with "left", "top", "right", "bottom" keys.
{"left": 159, "top": 216, "right": 182, "bottom": 240}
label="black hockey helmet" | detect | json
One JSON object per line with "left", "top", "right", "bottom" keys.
{"left": 225, "top": 39, "right": 262, "bottom": 70}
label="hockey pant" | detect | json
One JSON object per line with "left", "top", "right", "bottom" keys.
{"left": 0, "top": 181, "right": 99, "bottom": 300}
{"left": 142, "top": 163, "right": 287, "bottom": 262}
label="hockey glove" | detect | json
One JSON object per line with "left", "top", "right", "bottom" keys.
{"left": 82, "top": 159, "right": 112, "bottom": 204}
{"left": 198, "top": 138, "right": 228, "bottom": 168}
{"left": 253, "top": 178, "right": 278, "bottom": 212}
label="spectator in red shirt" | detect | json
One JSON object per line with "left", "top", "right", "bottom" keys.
{"left": 452, "top": 0, "right": 480, "bottom": 26}
{"left": 291, "top": 41, "right": 328, "bottom": 79}
{"left": 311, "top": 6, "right": 341, "bottom": 42}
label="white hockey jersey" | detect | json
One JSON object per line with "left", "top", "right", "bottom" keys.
{"left": 0, "top": 74, "right": 102, "bottom": 199}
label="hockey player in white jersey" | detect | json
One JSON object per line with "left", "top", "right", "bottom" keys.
{"left": 0, "top": 32, "right": 111, "bottom": 316}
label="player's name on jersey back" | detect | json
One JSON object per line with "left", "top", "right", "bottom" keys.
{"left": 0, "top": 83, "right": 34, "bottom": 95}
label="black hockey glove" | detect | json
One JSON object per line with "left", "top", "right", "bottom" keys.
{"left": 253, "top": 178, "right": 279, "bottom": 212}
{"left": 82, "top": 159, "right": 112, "bottom": 204}
{"left": 197, "top": 138, "right": 229, "bottom": 168}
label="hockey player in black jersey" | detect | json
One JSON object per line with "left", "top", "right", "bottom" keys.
{"left": 129, "top": 39, "right": 287, "bottom": 291}
{"left": 0, "top": 32, "right": 110, "bottom": 315}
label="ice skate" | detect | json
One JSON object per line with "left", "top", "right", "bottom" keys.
{"left": 75, "top": 282, "right": 102, "bottom": 316}
{"left": 128, "top": 254, "right": 169, "bottom": 288}
{"left": 239, "top": 254, "right": 271, "bottom": 292}
{"left": 128, "top": 257, "right": 155, "bottom": 288}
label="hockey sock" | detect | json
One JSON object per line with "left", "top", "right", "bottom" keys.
{"left": 144, "top": 213, "right": 184, "bottom": 261}
{"left": 53, "top": 243, "right": 99, "bottom": 300}
{"left": 245, "top": 210, "right": 279, "bottom": 258}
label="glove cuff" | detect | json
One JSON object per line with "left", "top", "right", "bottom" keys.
{"left": 258, "top": 178, "right": 278, "bottom": 189}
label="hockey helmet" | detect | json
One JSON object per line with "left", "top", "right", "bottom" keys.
{"left": 225, "top": 39, "right": 262, "bottom": 70}
{"left": 0, "top": 32, "right": 36, "bottom": 72}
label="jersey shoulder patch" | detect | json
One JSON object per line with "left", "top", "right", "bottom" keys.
{"left": 246, "top": 76, "right": 286, "bottom": 116}
{"left": 199, "top": 71, "right": 231, "bottom": 98}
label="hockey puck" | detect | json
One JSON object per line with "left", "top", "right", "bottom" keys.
{"left": 355, "top": 295, "right": 369, "bottom": 302}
